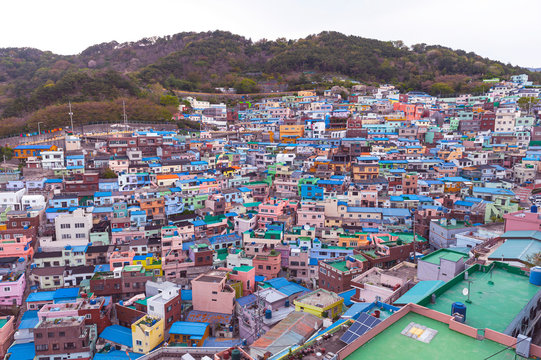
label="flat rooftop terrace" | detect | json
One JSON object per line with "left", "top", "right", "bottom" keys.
{"left": 345, "top": 312, "right": 519, "bottom": 360}
{"left": 421, "top": 264, "right": 540, "bottom": 333}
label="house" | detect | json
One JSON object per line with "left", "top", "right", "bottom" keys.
{"left": 168, "top": 321, "right": 210, "bottom": 347}
{"left": 191, "top": 270, "right": 236, "bottom": 315}
{"left": 131, "top": 315, "right": 164, "bottom": 354}
{"left": 294, "top": 289, "right": 344, "bottom": 319}
{"left": 417, "top": 249, "right": 468, "bottom": 281}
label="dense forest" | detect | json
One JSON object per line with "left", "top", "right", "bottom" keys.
{"left": 0, "top": 30, "right": 538, "bottom": 135}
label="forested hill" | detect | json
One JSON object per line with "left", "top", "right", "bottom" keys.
{"left": 0, "top": 30, "right": 538, "bottom": 126}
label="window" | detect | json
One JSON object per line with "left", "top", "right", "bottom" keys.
{"left": 3, "top": 287, "right": 10, "bottom": 292}
{"left": 59, "top": 332, "right": 65, "bottom": 337}
{"left": 76, "top": 233, "right": 86, "bottom": 239}
{"left": 36, "top": 344, "right": 48, "bottom": 351}
{"left": 35, "top": 332, "right": 43, "bottom": 338}
{"left": 60, "top": 223, "right": 70, "bottom": 229}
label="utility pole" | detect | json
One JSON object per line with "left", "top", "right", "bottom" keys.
{"left": 68, "top": 102, "right": 74, "bottom": 131}
{"left": 38, "top": 122, "right": 44, "bottom": 141}
{"left": 123, "top": 100, "right": 128, "bottom": 130}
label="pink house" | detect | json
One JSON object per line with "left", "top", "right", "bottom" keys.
{"left": 228, "top": 266, "right": 255, "bottom": 296}
{"left": 253, "top": 251, "right": 281, "bottom": 280}
{"left": 504, "top": 208, "right": 541, "bottom": 232}
{"left": 296, "top": 202, "right": 325, "bottom": 229}
{"left": 0, "top": 236, "right": 34, "bottom": 261}
{"left": 257, "top": 199, "right": 289, "bottom": 228}
{"left": 0, "top": 315, "right": 15, "bottom": 358}
{"left": 111, "top": 229, "right": 145, "bottom": 245}
{"left": 191, "top": 270, "right": 236, "bottom": 314}
{"left": 109, "top": 249, "right": 136, "bottom": 269}
{"left": 0, "top": 272, "right": 26, "bottom": 306}
{"left": 38, "top": 301, "right": 82, "bottom": 320}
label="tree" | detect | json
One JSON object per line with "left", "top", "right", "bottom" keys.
{"left": 526, "top": 252, "right": 541, "bottom": 267}
{"left": 430, "top": 82, "right": 455, "bottom": 96}
{"left": 0, "top": 146, "right": 14, "bottom": 161}
{"left": 100, "top": 167, "right": 118, "bottom": 179}
{"left": 518, "top": 96, "right": 539, "bottom": 116}
{"left": 159, "top": 95, "right": 180, "bottom": 108}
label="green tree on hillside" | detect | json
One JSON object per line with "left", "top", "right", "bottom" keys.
{"left": 159, "top": 95, "right": 180, "bottom": 107}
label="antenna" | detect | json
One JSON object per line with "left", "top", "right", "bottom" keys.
{"left": 68, "top": 101, "right": 74, "bottom": 131}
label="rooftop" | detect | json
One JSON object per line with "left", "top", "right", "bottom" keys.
{"left": 295, "top": 289, "right": 343, "bottom": 308}
{"left": 420, "top": 249, "right": 469, "bottom": 265}
{"left": 343, "top": 311, "right": 520, "bottom": 360}
{"left": 420, "top": 263, "right": 541, "bottom": 333}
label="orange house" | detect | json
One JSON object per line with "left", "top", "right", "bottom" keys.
{"left": 139, "top": 198, "right": 165, "bottom": 218}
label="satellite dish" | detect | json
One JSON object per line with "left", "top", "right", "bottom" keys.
{"left": 462, "top": 288, "right": 469, "bottom": 296}
{"left": 304, "top": 224, "right": 310, "bottom": 231}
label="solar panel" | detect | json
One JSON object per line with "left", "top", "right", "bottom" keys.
{"left": 340, "top": 312, "right": 384, "bottom": 344}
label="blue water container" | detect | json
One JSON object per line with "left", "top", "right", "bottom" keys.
{"left": 265, "top": 309, "right": 272, "bottom": 319}
{"left": 284, "top": 300, "right": 290, "bottom": 307}
{"left": 451, "top": 302, "right": 467, "bottom": 321}
{"left": 530, "top": 266, "right": 541, "bottom": 286}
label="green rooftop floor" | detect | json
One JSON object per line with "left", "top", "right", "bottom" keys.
{"left": 424, "top": 267, "right": 540, "bottom": 333}
{"left": 346, "top": 312, "right": 519, "bottom": 360}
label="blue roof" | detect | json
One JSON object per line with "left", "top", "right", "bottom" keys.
{"left": 100, "top": 325, "right": 133, "bottom": 347}
{"left": 7, "top": 342, "right": 35, "bottom": 360}
{"left": 54, "top": 287, "right": 79, "bottom": 302}
{"left": 473, "top": 187, "right": 514, "bottom": 196}
{"left": 278, "top": 283, "right": 310, "bottom": 297}
{"left": 169, "top": 321, "right": 209, "bottom": 336}
{"left": 44, "top": 178, "right": 63, "bottom": 183}
{"left": 342, "top": 302, "right": 373, "bottom": 318}
{"left": 236, "top": 294, "right": 257, "bottom": 307}
{"left": 94, "top": 351, "right": 143, "bottom": 360}
{"left": 94, "top": 191, "right": 112, "bottom": 197}
{"left": 181, "top": 289, "right": 192, "bottom": 301}
{"left": 455, "top": 200, "right": 474, "bottom": 207}
{"left": 394, "top": 280, "right": 446, "bottom": 304}
{"left": 255, "top": 275, "right": 266, "bottom": 282}
{"left": 15, "top": 144, "right": 55, "bottom": 150}
{"left": 95, "top": 264, "right": 110, "bottom": 272}
{"left": 19, "top": 310, "right": 39, "bottom": 330}
{"left": 265, "top": 277, "right": 290, "bottom": 289}
{"left": 26, "top": 291, "right": 55, "bottom": 302}
{"left": 338, "top": 288, "right": 357, "bottom": 307}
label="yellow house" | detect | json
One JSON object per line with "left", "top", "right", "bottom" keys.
{"left": 132, "top": 316, "right": 164, "bottom": 354}
{"left": 298, "top": 90, "right": 316, "bottom": 97}
{"left": 132, "top": 254, "right": 163, "bottom": 276}
{"left": 294, "top": 289, "right": 344, "bottom": 319}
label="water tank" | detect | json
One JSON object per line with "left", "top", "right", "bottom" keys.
{"left": 265, "top": 309, "right": 272, "bottom": 319}
{"left": 90, "top": 299, "right": 97, "bottom": 305}
{"left": 451, "top": 302, "right": 467, "bottom": 322}
{"left": 531, "top": 205, "right": 538, "bottom": 214}
{"left": 529, "top": 266, "right": 541, "bottom": 286}
{"left": 119, "top": 300, "right": 124, "bottom": 306}
{"left": 231, "top": 349, "right": 241, "bottom": 360}
{"left": 284, "top": 300, "right": 290, "bottom": 307}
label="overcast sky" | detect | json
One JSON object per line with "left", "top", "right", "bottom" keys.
{"left": 2, "top": 0, "right": 540, "bottom": 68}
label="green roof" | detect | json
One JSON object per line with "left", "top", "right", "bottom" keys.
{"left": 345, "top": 312, "right": 520, "bottom": 360}
{"left": 421, "top": 263, "right": 541, "bottom": 333}
{"left": 243, "top": 202, "right": 261, "bottom": 208}
{"left": 233, "top": 266, "right": 254, "bottom": 272}
{"left": 420, "top": 249, "right": 468, "bottom": 265}
{"left": 0, "top": 318, "right": 7, "bottom": 329}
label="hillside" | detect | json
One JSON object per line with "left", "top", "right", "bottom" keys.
{"left": 0, "top": 30, "right": 539, "bottom": 133}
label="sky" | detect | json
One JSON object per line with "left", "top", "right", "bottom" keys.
{"left": 2, "top": 0, "right": 540, "bottom": 68}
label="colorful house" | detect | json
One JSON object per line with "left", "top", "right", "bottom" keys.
{"left": 14, "top": 144, "right": 58, "bottom": 159}
{"left": 131, "top": 315, "right": 164, "bottom": 354}
{"left": 294, "top": 288, "right": 344, "bottom": 319}
{"left": 168, "top": 321, "right": 210, "bottom": 347}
